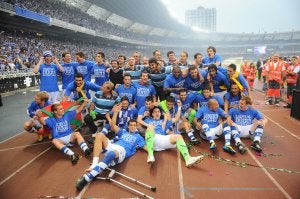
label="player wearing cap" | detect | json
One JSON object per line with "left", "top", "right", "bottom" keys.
{"left": 33, "top": 51, "right": 65, "bottom": 103}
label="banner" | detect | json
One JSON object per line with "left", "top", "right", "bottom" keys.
{"left": 15, "top": 6, "right": 50, "bottom": 24}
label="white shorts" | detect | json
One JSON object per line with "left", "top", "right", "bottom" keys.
{"left": 200, "top": 124, "right": 223, "bottom": 140}
{"left": 153, "top": 134, "right": 176, "bottom": 151}
{"left": 236, "top": 124, "right": 252, "bottom": 138}
{"left": 105, "top": 140, "right": 126, "bottom": 166}
{"left": 57, "top": 134, "right": 72, "bottom": 145}
{"left": 48, "top": 91, "right": 60, "bottom": 103}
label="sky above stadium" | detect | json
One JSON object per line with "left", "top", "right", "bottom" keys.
{"left": 161, "top": 0, "right": 300, "bottom": 33}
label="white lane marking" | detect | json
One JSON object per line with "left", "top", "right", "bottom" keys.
{"left": 248, "top": 150, "right": 292, "bottom": 199}
{"left": 0, "top": 146, "right": 52, "bottom": 186}
{"left": 177, "top": 150, "right": 186, "bottom": 199}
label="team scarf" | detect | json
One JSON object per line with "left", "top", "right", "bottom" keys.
{"left": 230, "top": 71, "right": 244, "bottom": 90}
{"left": 75, "top": 81, "right": 87, "bottom": 99}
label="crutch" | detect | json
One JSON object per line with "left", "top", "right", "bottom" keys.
{"left": 96, "top": 168, "right": 156, "bottom": 199}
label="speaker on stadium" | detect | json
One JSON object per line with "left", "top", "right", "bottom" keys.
{"left": 291, "top": 89, "right": 300, "bottom": 120}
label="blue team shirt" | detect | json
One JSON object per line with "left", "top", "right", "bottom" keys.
{"left": 223, "top": 92, "right": 241, "bottom": 109}
{"left": 134, "top": 83, "right": 156, "bottom": 110}
{"left": 27, "top": 101, "right": 51, "bottom": 118}
{"left": 39, "top": 63, "right": 60, "bottom": 92}
{"left": 143, "top": 118, "right": 173, "bottom": 135}
{"left": 65, "top": 81, "right": 99, "bottom": 100}
{"left": 196, "top": 95, "right": 224, "bottom": 107}
{"left": 114, "top": 129, "right": 145, "bottom": 158}
{"left": 45, "top": 110, "right": 76, "bottom": 139}
{"left": 184, "top": 70, "right": 206, "bottom": 92}
{"left": 109, "top": 107, "right": 138, "bottom": 129}
{"left": 176, "top": 93, "right": 197, "bottom": 114}
{"left": 203, "top": 70, "right": 230, "bottom": 92}
{"left": 202, "top": 54, "right": 222, "bottom": 66}
{"left": 61, "top": 62, "right": 77, "bottom": 89}
{"left": 75, "top": 60, "right": 94, "bottom": 82}
{"left": 92, "top": 63, "right": 108, "bottom": 86}
{"left": 195, "top": 106, "right": 226, "bottom": 128}
{"left": 228, "top": 107, "right": 263, "bottom": 126}
{"left": 115, "top": 84, "right": 137, "bottom": 104}
{"left": 163, "top": 73, "right": 185, "bottom": 95}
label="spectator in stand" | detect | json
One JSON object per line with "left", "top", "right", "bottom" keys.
{"left": 33, "top": 51, "right": 65, "bottom": 103}
{"left": 75, "top": 52, "right": 94, "bottom": 82}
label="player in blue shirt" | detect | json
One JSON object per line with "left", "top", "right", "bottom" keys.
{"left": 115, "top": 73, "right": 137, "bottom": 106}
{"left": 175, "top": 89, "right": 200, "bottom": 144}
{"left": 63, "top": 73, "right": 100, "bottom": 101}
{"left": 202, "top": 46, "right": 222, "bottom": 67}
{"left": 223, "top": 82, "right": 243, "bottom": 113}
{"left": 184, "top": 65, "right": 205, "bottom": 93}
{"left": 193, "top": 99, "right": 234, "bottom": 153}
{"left": 75, "top": 52, "right": 94, "bottom": 82}
{"left": 36, "top": 98, "right": 91, "bottom": 164}
{"left": 227, "top": 63, "right": 250, "bottom": 96}
{"left": 60, "top": 52, "right": 77, "bottom": 99}
{"left": 102, "top": 96, "right": 138, "bottom": 134}
{"left": 92, "top": 52, "right": 108, "bottom": 87}
{"left": 196, "top": 84, "right": 224, "bottom": 108}
{"left": 203, "top": 64, "right": 230, "bottom": 97}
{"left": 163, "top": 66, "right": 186, "bottom": 97}
{"left": 227, "top": 96, "right": 267, "bottom": 153}
{"left": 75, "top": 104, "right": 146, "bottom": 191}
{"left": 23, "top": 91, "right": 51, "bottom": 141}
{"left": 144, "top": 102, "right": 204, "bottom": 167}
{"left": 134, "top": 71, "right": 156, "bottom": 110}
{"left": 33, "top": 51, "right": 65, "bottom": 103}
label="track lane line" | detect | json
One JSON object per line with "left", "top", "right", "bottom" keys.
{"left": 248, "top": 150, "right": 292, "bottom": 199}
{"left": 177, "top": 150, "right": 186, "bottom": 199}
{"left": 0, "top": 146, "right": 52, "bottom": 186}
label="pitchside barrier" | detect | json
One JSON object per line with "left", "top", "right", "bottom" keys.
{"left": 291, "top": 89, "right": 300, "bottom": 120}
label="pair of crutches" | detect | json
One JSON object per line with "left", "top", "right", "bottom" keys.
{"left": 96, "top": 168, "right": 156, "bottom": 199}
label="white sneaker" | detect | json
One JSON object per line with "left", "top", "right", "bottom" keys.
{"left": 147, "top": 155, "right": 155, "bottom": 164}
{"left": 275, "top": 103, "right": 280, "bottom": 107}
{"left": 185, "top": 155, "right": 204, "bottom": 167}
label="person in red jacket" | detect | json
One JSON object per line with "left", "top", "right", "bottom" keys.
{"left": 247, "top": 63, "right": 257, "bottom": 91}
{"left": 265, "top": 53, "right": 286, "bottom": 106}
{"left": 284, "top": 56, "right": 300, "bottom": 108}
